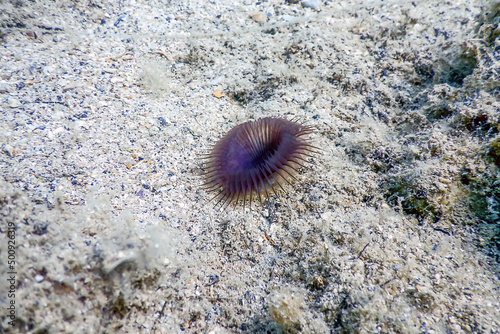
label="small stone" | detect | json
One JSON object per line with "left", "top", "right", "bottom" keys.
{"left": 63, "top": 82, "right": 79, "bottom": 92}
{"left": 0, "top": 83, "right": 10, "bottom": 93}
{"left": 35, "top": 274, "right": 44, "bottom": 282}
{"left": 212, "top": 89, "right": 224, "bottom": 98}
{"left": 249, "top": 13, "right": 267, "bottom": 23}
{"left": 7, "top": 97, "right": 21, "bottom": 108}
{"left": 301, "top": 0, "right": 320, "bottom": 10}
{"left": 4, "top": 145, "right": 15, "bottom": 157}
{"left": 26, "top": 31, "right": 39, "bottom": 39}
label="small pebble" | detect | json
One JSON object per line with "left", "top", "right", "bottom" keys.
{"left": 4, "top": 145, "right": 14, "bottom": 157}
{"left": 7, "top": 97, "right": 21, "bottom": 108}
{"left": 0, "top": 83, "right": 10, "bottom": 93}
{"left": 301, "top": 0, "right": 320, "bottom": 10}
{"left": 158, "top": 117, "right": 168, "bottom": 127}
{"left": 114, "top": 14, "right": 126, "bottom": 26}
{"left": 281, "top": 15, "right": 296, "bottom": 22}
{"left": 212, "top": 89, "right": 224, "bottom": 98}
{"left": 249, "top": 13, "right": 267, "bottom": 23}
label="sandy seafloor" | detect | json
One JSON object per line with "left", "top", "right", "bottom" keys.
{"left": 1, "top": 0, "right": 500, "bottom": 333}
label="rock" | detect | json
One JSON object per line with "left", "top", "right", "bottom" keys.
{"left": 3, "top": 145, "right": 15, "bottom": 157}
{"left": 249, "top": 13, "right": 268, "bottom": 23}
{"left": 301, "top": 0, "right": 320, "bottom": 10}
{"left": 7, "top": 97, "right": 21, "bottom": 108}
{"left": 0, "top": 83, "right": 10, "bottom": 93}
